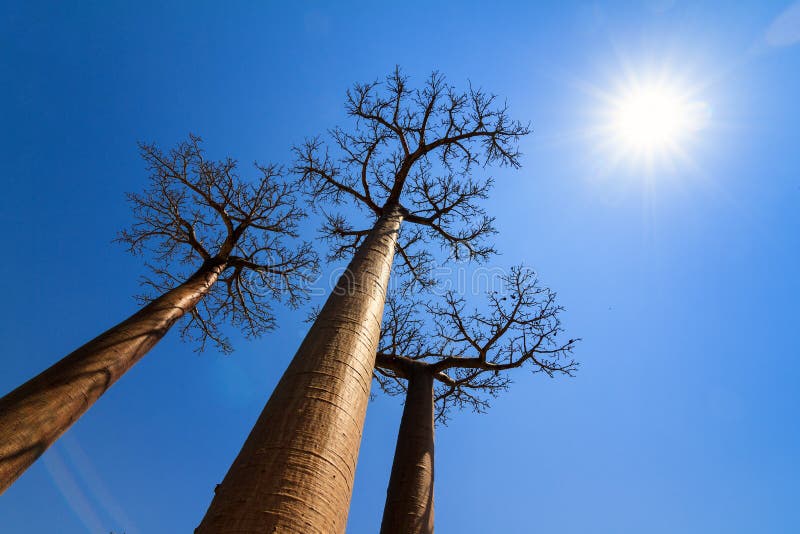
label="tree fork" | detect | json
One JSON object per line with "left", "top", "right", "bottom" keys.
{"left": 0, "top": 259, "right": 226, "bottom": 493}
{"left": 196, "top": 206, "right": 404, "bottom": 534}
{"left": 380, "top": 367, "right": 435, "bottom": 534}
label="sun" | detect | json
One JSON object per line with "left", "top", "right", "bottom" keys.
{"left": 576, "top": 57, "right": 716, "bottom": 179}
{"left": 602, "top": 78, "right": 711, "bottom": 165}
{"left": 614, "top": 86, "right": 688, "bottom": 150}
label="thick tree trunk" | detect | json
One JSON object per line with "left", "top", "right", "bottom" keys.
{"left": 196, "top": 207, "right": 404, "bottom": 534}
{"left": 380, "top": 369, "right": 435, "bottom": 534}
{"left": 0, "top": 260, "right": 225, "bottom": 494}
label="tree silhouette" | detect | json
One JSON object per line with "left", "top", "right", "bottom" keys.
{"left": 374, "top": 266, "right": 577, "bottom": 533}
{"left": 197, "top": 69, "right": 530, "bottom": 533}
{"left": 0, "top": 136, "right": 317, "bottom": 493}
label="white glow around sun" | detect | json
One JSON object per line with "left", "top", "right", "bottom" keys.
{"left": 582, "top": 60, "right": 714, "bottom": 177}
{"left": 603, "top": 78, "right": 709, "bottom": 165}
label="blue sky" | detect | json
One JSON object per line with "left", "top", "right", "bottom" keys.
{"left": 1, "top": 1, "right": 799, "bottom": 532}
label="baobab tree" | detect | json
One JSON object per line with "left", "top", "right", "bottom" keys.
{"left": 0, "top": 136, "right": 317, "bottom": 493}
{"left": 197, "top": 69, "right": 530, "bottom": 533}
{"left": 374, "top": 266, "right": 578, "bottom": 534}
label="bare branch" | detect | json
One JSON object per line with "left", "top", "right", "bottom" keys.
{"left": 373, "top": 266, "right": 578, "bottom": 422}
{"left": 295, "top": 69, "right": 530, "bottom": 278}
{"left": 119, "top": 135, "right": 319, "bottom": 352}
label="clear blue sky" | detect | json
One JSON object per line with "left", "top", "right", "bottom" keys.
{"left": 1, "top": 1, "right": 799, "bottom": 532}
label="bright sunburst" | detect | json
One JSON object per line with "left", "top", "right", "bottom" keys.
{"left": 587, "top": 68, "right": 712, "bottom": 173}
{"left": 613, "top": 85, "right": 692, "bottom": 151}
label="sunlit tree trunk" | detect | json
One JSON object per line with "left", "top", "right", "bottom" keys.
{"left": 0, "top": 259, "right": 226, "bottom": 494}
{"left": 380, "top": 368, "right": 435, "bottom": 534}
{"left": 196, "top": 207, "right": 404, "bottom": 534}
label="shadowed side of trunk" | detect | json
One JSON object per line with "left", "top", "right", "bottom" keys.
{"left": 0, "top": 260, "right": 226, "bottom": 493}
{"left": 380, "top": 368, "right": 435, "bottom": 534}
{"left": 196, "top": 208, "right": 403, "bottom": 534}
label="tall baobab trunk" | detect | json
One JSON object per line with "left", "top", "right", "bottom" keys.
{"left": 0, "top": 259, "right": 226, "bottom": 494}
{"left": 380, "top": 368, "right": 435, "bottom": 534}
{"left": 196, "top": 207, "right": 404, "bottom": 534}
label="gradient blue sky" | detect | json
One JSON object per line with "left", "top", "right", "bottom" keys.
{"left": 1, "top": 1, "right": 799, "bottom": 532}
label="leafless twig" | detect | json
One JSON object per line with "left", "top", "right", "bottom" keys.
{"left": 374, "top": 266, "right": 578, "bottom": 423}
{"left": 117, "top": 135, "right": 319, "bottom": 352}
{"left": 293, "top": 69, "right": 530, "bottom": 290}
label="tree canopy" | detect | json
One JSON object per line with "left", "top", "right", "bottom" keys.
{"left": 117, "top": 135, "right": 318, "bottom": 352}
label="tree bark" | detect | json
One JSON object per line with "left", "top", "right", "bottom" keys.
{"left": 0, "top": 260, "right": 226, "bottom": 494}
{"left": 196, "top": 207, "right": 404, "bottom": 534}
{"left": 380, "top": 368, "right": 435, "bottom": 534}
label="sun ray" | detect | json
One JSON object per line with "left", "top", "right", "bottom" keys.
{"left": 578, "top": 67, "right": 714, "bottom": 180}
